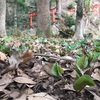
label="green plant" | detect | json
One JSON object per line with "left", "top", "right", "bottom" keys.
{"left": 52, "top": 62, "right": 64, "bottom": 77}
{"left": 65, "top": 15, "right": 75, "bottom": 27}
{"left": 17, "top": 0, "right": 25, "bottom": 5}
{"left": 93, "top": 40, "right": 100, "bottom": 52}
{"left": 65, "top": 43, "right": 78, "bottom": 53}
{"left": 0, "top": 40, "right": 11, "bottom": 55}
{"left": 67, "top": 3, "right": 74, "bottom": 10}
{"left": 73, "top": 53, "right": 95, "bottom": 91}
{"left": 73, "top": 74, "right": 94, "bottom": 91}
{"left": 52, "top": 62, "right": 66, "bottom": 82}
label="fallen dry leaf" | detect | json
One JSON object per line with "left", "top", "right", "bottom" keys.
{"left": 28, "top": 92, "right": 56, "bottom": 100}
{"left": 1, "top": 49, "right": 21, "bottom": 75}
{"left": 1, "top": 63, "right": 16, "bottom": 75}
{"left": 13, "top": 77, "right": 36, "bottom": 84}
{"left": 14, "top": 41, "right": 21, "bottom": 47}
{"left": 64, "top": 84, "right": 75, "bottom": 91}
{"left": 0, "top": 74, "right": 13, "bottom": 91}
{"left": 20, "top": 50, "right": 33, "bottom": 64}
{"left": 91, "top": 68, "right": 100, "bottom": 81}
{"left": 32, "top": 62, "right": 42, "bottom": 73}
{"left": 89, "top": 91, "right": 100, "bottom": 100}
{"left": 67, "top": 70, "right": 76, "bottom": 78}
{"left": 42, "top": 61, "right": 54, "bottom": 76}
{"left": 15, "top": 94, "right": 27, "bottom": 100}
{"left": 0, "top": 52, "right": 7, "bottom": 61}
{"left": 10, "top": 91, "right": 20, "bottom": 99}
{"left": 85, "top": 89, "right": 100, "bottom": 100}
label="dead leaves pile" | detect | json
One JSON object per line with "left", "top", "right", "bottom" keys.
{"left": 0, "top": 38, "right": 100, "bottom": 100}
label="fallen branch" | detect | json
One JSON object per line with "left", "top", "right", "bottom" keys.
{"left": 34, "top": 53, "right": 76, "bottom": 62}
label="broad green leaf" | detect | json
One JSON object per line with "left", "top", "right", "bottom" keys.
{"left": 77, "top": 56, "right": 88, "bottom": 69}
{"left": 68, "top": 43, "right": 77, "bottom": 50}
{"left": 76, "top": 39, "right": 87, "bottom": 46}
{"left": 93, "top": 40, "right": 100, "bottom": 46}
{"left": 52, "top": 62, "right": 58, "bottom": 77}
{"left": 77, "top": 49, "right": 83, "bottom": 56}
{"left": 60, "top": 40, "right": 68, "bottom": 46}
{"left": 73, "top": 74, "right": 94, "bottom": 91}
{"left": 92, "top": 52, "right": 100, "bottom": 61}
{"left": 87, "top": 50, "right": 100, "bottom": 62}
{"left": 94, "top": 46, "right": 100, "bottom": 52}
{"left": 87, "top": 51, "right": 94, "bottom": 65}
{"left": 52, "top": 62, "right": 63, "bottom": 77}
{"left": 57, "top": 64, "right": 64, "bottom": 76}
{"left": 75, "top": 65, "right": 84, "bottom": 76}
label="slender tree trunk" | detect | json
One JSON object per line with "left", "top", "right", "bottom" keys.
{"left": 0, "top": 0, "right": 6, "bottom": 37}
{"left": 56, "top": 0, "right": 62, "bottom": 18}
{"left": 37, "top": 0, "right": 51, "bottom": 38}
{"left": 14, "top": 1, "right": 17, "bottom": 29}
{"left": 74, "top": 0, "right": 84, "bottom": 39}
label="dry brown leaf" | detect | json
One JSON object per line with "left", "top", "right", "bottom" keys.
{"left": 91, "top": 68, "right": 100, "bottom": 81}
{"left": 94, "top": 62, "right": 100, "bottom": 68}
{"left": 32, "top": 62, "right": 42, "bottom": 73}
{"left": 90, "top": 92, "right": 100, "bottom": 100}
{"left": 42, "top": 61, "right": 54, "bottom": 76}
{"left": 13, "top": 77, "right": 36, "bottom": 84}
{"left": 86, "top": 90, "right": 100, "bottom": 100}
{"left": 14, "top": 41, "right": 21, "bottom": 47}
{"left": 21, "top": 50, "right": 33, "bottom": 58}
{"left": 9, "top": 49, "right": 21, "bottom": 64}
{"left": 14, "top": 94, "right": 27, "bottom": 100}
{"left": 0, "top": 74, "right": 13, "bottom": 91}
{"left": 0, "top": 52, "right": 7, "bottom": 61}
{"left": 28, "top": 92, "right": 56, "bottom": 100}
{"left": 10, "top": 91, "right": 20, "bottom": 99}
{"left": 14, "top": 88, "right": 33, "bottom": 100}
{"left": 1, "top": 50, "right": 21, "bottom": 75}
{"left": 17, "top": 68, "right": 32, "bottom": 78}
{"left": 20, "top": 50, "right": 33, "bottom": 64}
{"left": 1, "top": 63, "right": 16, "bottom": 75}
{"left": 39, "top": 71, "right": 48, "bottom": 77}
{"left": 61, "top": 55, "right": 76, "bottom": 62}
{"left": 67, "top": 70, "right": 76, "bottom": 78}
{"left": 64, "top": 84, "right": 75, "bottom": 91}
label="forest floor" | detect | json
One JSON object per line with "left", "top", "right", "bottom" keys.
{"left": 0, "top": 35, "right": 100, "bottom": 100}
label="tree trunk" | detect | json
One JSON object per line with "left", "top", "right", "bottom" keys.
{"left": 0, "top": 0, "right": 6, "bottom": 37}
{"left": 56, "top": 0, "right": 62, "bottom": 18}
{"left": 37, "top": 0, "right": 51, "bottom": 38}
{"left": 14, "top": 1, "right": 17, "bottom": 29}
{"left": 74, "top": 0, "right": 84, "bottom": 39}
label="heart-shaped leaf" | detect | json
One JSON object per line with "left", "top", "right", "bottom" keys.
{"left": 77, "top": 56, "right": 88, "bottom": 69}
{"left": 73, "top": 74, "right": 94, "bottom": 91}
{"left": 52, "top": 62, "right": 64, "bottom": 77}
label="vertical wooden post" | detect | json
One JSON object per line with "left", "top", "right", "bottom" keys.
{"left": 29, "top": 13, "right": 33, "bottom": 28}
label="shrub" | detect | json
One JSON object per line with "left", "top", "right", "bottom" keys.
{"left": 67, "top": 3, "right": 74, "bottom": 10}
{"left": 64, "top": 14, "right": 75, "bottom": 27}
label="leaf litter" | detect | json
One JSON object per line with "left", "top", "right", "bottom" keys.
{"left": 0, "top": 37, "right": 100, "bottom": 100}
